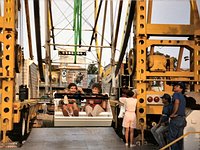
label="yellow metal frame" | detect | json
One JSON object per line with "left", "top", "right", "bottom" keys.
{"left": 0, "top": 0, "right": 39, "bottom": 144}
{"left": 135, "top": 0, "right": 148, "bottom": 129}
{"left": 133, "top": 0, "right": 200, "bottom": 131}
{"left": 0, "top": 0, "right": 16, "bottom": 143}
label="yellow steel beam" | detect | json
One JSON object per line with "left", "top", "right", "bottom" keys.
{"left": 0, "top": 0, "right": 16, "bottom": 144}
{"left": 145, "top": 71, "right": 194, "bottom": 77}
{"left": 135, "top": 1, "right": 147, "bottom": 131}
{"left": 146, "top": 24, "right": 195, "bottom": 36}
{"left": 132, "top": 0, "right": 200, "bottom": 133}
{"left": 146, "top": 40, "right": 195, "bottom": 50}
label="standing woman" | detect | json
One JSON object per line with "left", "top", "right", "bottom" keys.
{"left": 119, "top": 90, "right": 138, "bottom": 147}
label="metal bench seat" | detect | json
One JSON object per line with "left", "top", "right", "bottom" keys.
{"left": 54, "top": 99, "right": 113, "bottom": 127}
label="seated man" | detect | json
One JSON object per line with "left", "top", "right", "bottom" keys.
{"left": 85, "top": 83, "right": 107, "bottom": 116}
{"left": 62, "top": 83, "right": 84, "bottom": 116}
{"left": 151, "top": 93, "right": 173, "bottom": 149}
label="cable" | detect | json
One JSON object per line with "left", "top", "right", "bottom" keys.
{"left": 52, "top": 0, "right": 73, "bottom": 28}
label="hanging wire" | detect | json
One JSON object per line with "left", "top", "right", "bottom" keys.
{"left": 53, "top": 12, "right": 73, "bottom": 32}
{"left": 50, "top": 0, "right": 121, "bottom": 66}
{"left": 52, "top": 3, "right": 71, "bottom": 27}
{"left": 65, "top": 0, "right": 93, "bottom": 28}
{"left": 52, "top": 1, "right": 75, "bottom": 46}
{"left": 64, "top": 0, "right": 110, "bottom": 46}
{"left": 52, "top": 0, "right": 73, "bottom": 28}
{"left": 52, "top": 0, "right": 74, "bottom": 37}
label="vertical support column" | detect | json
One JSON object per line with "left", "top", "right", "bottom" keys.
{"left": 94, "top": 0, "right": 100, "bottom": 78}
{"left": 1, "top": 0, "right": 16, "bottom": 143}
{"left": 191, "top": 0, "right": 200, "bottom": 92}
{"left": 44, "top": 0, "right": 50, "bottom": 96}
{"left": 194, "top": 42, "right": 200, "bottom": 92}
{"left": 135, "top": 0, "right": 147, "bottom": 130}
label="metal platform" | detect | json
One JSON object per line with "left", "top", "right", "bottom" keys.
{"left": 3, "top": 127, "right": 158, "bottom": 150}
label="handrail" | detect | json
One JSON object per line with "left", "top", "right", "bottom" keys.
{"left": 160, "top": 131, "right": 200, "bottom": 150}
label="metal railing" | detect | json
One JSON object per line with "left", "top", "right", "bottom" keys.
{"left": 160, "top": 131, "right": 200, "bottom": 150}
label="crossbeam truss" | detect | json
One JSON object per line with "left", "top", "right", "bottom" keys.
{"left": 133, "top": 0, "right": 200, "bottom": 130}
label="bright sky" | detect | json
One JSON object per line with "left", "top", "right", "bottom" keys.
{"left": 20, "top": 0, "right": 200, "bottom": 69}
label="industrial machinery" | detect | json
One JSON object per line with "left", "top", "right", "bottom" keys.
{"left": 0, "top": 0, "right": 200, "bottom": 148}
{"left": 129, "top": 0, "right": 200, "bottom": 129}
{"left": 0, "top": 0, "right": 42, "bottom": 147}
{"left": 104, "top": 0, "right": 200, "bottom": 146}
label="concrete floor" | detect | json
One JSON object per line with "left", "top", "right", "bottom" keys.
{"left": 3, "top": 127, "right": 158, "bottom": 150}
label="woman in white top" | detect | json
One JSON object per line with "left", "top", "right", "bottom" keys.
{"left": 119, "top": 90, "right": 137, "bottom": 147}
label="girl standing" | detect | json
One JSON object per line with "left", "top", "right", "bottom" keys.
{"left": 119, "top": 90, "right": 137, "bottom": 147}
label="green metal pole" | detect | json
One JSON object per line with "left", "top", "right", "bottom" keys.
{"left": 74, "top": 0, "right": 82, "bottom": 63}
{"left": 74, "top": 0, "right": 78, "bottom": 63}
{"left": 79, "top": 0, "right": 82, "bottom": 45}
{"left": 73, "top": 0, "right": 77, "bottom": 30}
